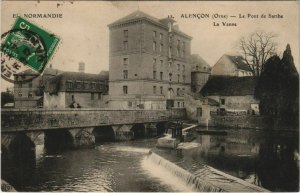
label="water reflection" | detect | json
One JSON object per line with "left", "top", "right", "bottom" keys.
{"left": 192, "top": 129, "right": 299, "bottom": 192}
{"left": 2, "top": 139, "right": 181, "bottom": 192}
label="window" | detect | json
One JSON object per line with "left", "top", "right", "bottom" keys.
{"left": 18, "top": 92, "right": 22, "bottom": 97}
{"left": 67, "top": 81, "right": 73, "bottom": 89}
{"left": 124, "top": 30, "right": 128, "bottom": 38}
{"left": 168, "top": 62, "right": 172, "bottom": 68}
{"left": 160, "top": 86, "right": 163, "bottom": 94}
{"left": 182, "top": 102, "right": 185, "bottom": 107}
{"left": 98, "top": 93, "right": 102, "bottom": 100}
{"left": 153, "top": 41, "right": 156, "bottom": 51}
{"left": 90, "top": 82, "right": 96, "bottom": 89}
{"left": 28, "top": 92, "right": 33, "bottom": 98}
{"left": 196, "top": 66, "right": 199, "bottom": 71}
{"left": 160, "top": 33, "right": 163, "bottom": 39}
{"left": 123, "top": 41, "right": 128, "bottom": 50}
{"left": 160, "top": 60, "right": 163, "bottom": 67}
{"left": 128, "top": 101, "right": 132, "bottom": 107}
{"left": 153, "top": 71, "right": 156, "bottom": 79}
{"left": 160, "top": 44, "right": 163, "bottom": 53}
{"left": 71, "top": 95, "right": 75, "bottom": 101}
{"left": 123, "top": 58, "right": 128, "bottom": 66}
{"left": 169, "top": 73, "right": 172, "bottom": 81}
{"left": 183, "top": 75, "right": 186, "bottom": 83}
{"left": 153, "top": 31, "right": 157, "bottom": 37}
{"left": 177, "top": 64, "right": 180, "bottom": 71}
{"left": 76, "top": 81, "right": 82, "bottom": 89}
{"left": 178, "top": 102, "right": 180, "bottom": 107}
{"left": 168, "top": 46, "right": 172, "bottom": 57}
{"left": 153, "top": 58, "right": 157, "bottom": 69}
{"left": 221, "top": 98, "right": 225, "bottom": 105}
{"left": 160, "top": 72, "right": 163, "bottom": 80}
{"left": 153, "top": 86, "right": 156, "bottom": 94}
{"left": 177, "top": 74, "right": 180, "bottom": 82}
{"left": 197, "top": 108, "right": 202, "bottom": 117}
{"left": 28, "top": 82, "right": 32, "bottom": 88}
{"left": 123, "top": 70, "right": 128, "bottom": 79}
{"left": 91, "top": 93, "right": 94, "bottom": 100}
{"left": 177, "top": 39, "right": 180, "bottom": 46}
{"left": 123, "top": 86, "right": 128, "bottom": 94}
{"left": 177, "top": 88, "right": 180, "bottom": 96}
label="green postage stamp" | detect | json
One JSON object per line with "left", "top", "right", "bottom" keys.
{"left": 1, "top": 16, "right": 60, "bottom": 83}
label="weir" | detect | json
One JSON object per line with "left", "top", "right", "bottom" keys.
{"left": 143, "top": 151, "right": 268, "bottom": 192}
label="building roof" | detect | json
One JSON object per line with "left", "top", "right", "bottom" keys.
{"left": 109, "top": 11, "right": 161, "bottom": 27}
{"left": 44, "top": 71, "right": 108, "bottom": 94}
{"left": 200, "top": 76, "right": 257, "bottom": 96}
{"left": 15, "top": 67, "right": 62, "bottom": 76}
{"left": 227, "top": 55, "right": 251, "bottom": 71}
{"left": 191, "top": 54, "right": 211, "bottom": 72}
{"left": 108, "top": 10, "right": 192, "bottom": 39}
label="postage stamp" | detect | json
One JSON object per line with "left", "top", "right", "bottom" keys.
{"left": 1, "top": 16, "right": 60, "bottom": 83}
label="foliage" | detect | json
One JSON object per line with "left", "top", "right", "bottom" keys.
{"left": 1, "top": 89, "right": 14, "bottom": 107}
{"left": 239, "top": 31, "right": 277, "bottom": 77}
{"left": 255, "top": 44, "right": 299, "bottom": 126}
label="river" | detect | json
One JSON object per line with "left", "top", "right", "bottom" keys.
{"left": 2, "top": 128, "right": 299, "bottom": 192}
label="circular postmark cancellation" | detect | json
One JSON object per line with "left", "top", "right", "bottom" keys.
{"left": 1, "top": 16, "right": 60, "bottom": 83}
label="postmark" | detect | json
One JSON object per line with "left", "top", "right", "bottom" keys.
{"left": 1, "top": 16, "right": 60, "bottom": 83}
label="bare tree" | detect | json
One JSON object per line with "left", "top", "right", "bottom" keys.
{"left": 239, "top": 31, "right": 277, "bottom": 77}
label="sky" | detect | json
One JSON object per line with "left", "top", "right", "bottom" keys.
{"left": 1, "top": 1, "right": 299, "bottom": 90}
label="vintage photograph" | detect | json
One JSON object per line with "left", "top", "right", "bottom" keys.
{"left": 1, "top": 1, "right": 299, "bottom": 192}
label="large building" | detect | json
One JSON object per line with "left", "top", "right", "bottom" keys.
{"left": 108, "top": 11, "right": 193, "bottom": 109}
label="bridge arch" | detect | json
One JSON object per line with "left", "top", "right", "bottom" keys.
{"left": 44, "top": 129, "right": 74, "bottom": 152}
{"left": 156, "top": 122, "right": 167, "bottom": 135}
{"left": 93, "top": 126, "right": 115, "bottom": 142}
{"left": 131, "top": 123, "right": 147, "bottom": 139}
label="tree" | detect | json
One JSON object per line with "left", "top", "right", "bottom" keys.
{"left": 255, "top": 44, "right": 299, "bottom": 127}
{"left": 239, "top": 31, "right": 277, "bottom": 77}
{"left": 1, "top": 88, "right": 14, "bottom": 107}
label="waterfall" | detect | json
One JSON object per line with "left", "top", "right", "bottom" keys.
{"left": 141, "top": 151, "right": 223, "bottom": 192}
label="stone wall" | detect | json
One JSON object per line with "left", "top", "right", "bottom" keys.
{"left": 209, "top": 115, "right": 268, "bottom": 129}
{"left": 1, "top": 108, "right": 186, "bottom": 132}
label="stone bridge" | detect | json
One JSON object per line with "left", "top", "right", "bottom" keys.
{"left": 1, "top": 108, "right": 186, "bottom": 157}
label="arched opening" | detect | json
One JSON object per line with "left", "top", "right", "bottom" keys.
{"left": 156, "top": 122, "right": 166, "bottom": 135}
{"left": 93, "top": 126, "right": 115, "bottom": 142}
{"left": 131, "top": 124, "right": 146, "bottom": 139}
{"left": 44, "top": 129, "right": 74, "bottom": 153}
{"left": 2, "top": 133, "right": 36, "bottom": 190}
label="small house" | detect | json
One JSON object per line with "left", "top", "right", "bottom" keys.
{"left": 200, "top": 76, "right": 259, "bottom": 115}
{"left": 211, "top": 54, "right": 253, "bottom": 77}
{"left": 44, "top": 72, "right": 109, "bottom": 108}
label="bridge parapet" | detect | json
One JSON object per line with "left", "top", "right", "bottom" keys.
{"left": 1, "top": 108, "right": 186, "bottom": 132}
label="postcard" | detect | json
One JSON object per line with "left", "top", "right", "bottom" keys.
{"left": 1, "top": 1, "right": 299, "bottom": 192}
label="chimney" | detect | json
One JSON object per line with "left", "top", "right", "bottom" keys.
{"left": 78, "top": 62, "right": 85, "bottom": 73}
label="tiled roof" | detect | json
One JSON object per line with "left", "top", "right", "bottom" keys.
{"left": 226, "top": 55, "right": 251, "bottom": 71}
{"left": 191, "top": 54, "right": 211, "bottom": 72}
{"left": 109, "top": 11, "right": 161, "bottom": 27}
{"left": 44, "top": 71, "right": 108, "bottom": 94}
{"left": 200, "top": 76, "right": 257, "bottom": 96}
{"left": 15, "top": 68, "right": 62, "bottom": 76}
{"left": 108, "top": 10, "right": 192, "bottom": 39}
